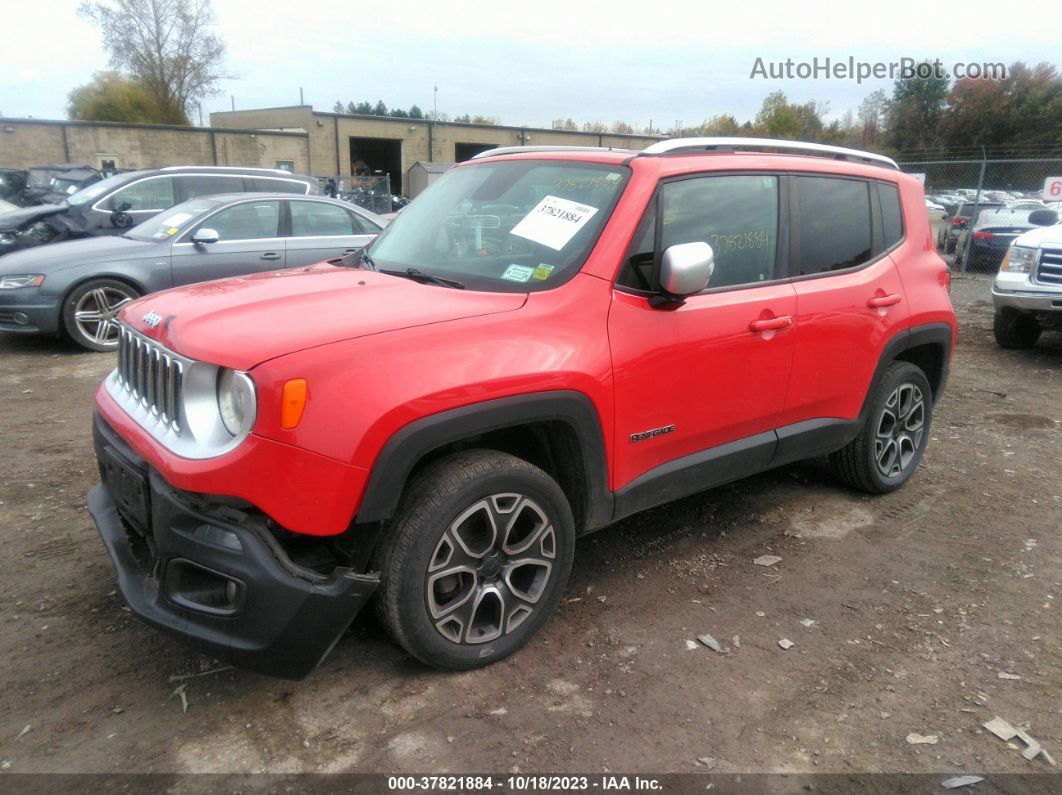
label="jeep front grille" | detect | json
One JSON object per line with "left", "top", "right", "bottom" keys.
{"left": 1036, "top": 247, "right": 1062, "bottom": 286}
{"left": 117, "top": 326, "right": 183, "bottom": 430}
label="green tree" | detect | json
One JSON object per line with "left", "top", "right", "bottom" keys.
{"left": 333, "top": 100, "right": 344, "bottom": 113}
{"left": 389, "top": 108, "right": 407, "bottom": 118}
{"left": 857, "top": 88, "right": 890, "bottom": 147}
{"left": 79, "top": 0, "right": 227, "bottom": 125}
{"left": 886, "top": 62, "right": 949, "bottom": 155}
{"left": 372, "top": 100, "right": 388, "bottom": 116}
{"left": 611, "top": 121, "right": 634, "bottom": 134}
{"left": 454, "top": 113, "right": 472, "bottom": 123}
{"left": 68, "top": 71, "right": 166, "bottom": 123}
{"left": 407, "top": 104, "right": 424, "bottom": 119}
{"left": 754, "top": 91, "right": 803, "bottom": 138}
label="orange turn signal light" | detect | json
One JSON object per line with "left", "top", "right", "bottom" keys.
{"left": 280, "top": 379, "right": 308, "bottom": 430}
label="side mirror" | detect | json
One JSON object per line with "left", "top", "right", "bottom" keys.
{"left": 191, "top": 228, "right": 219, "bottom": 245}
{"left": 1028, "top": 209, "right": 1059, "bottom": 227}
{"left": 657, "top": 242, "right": 714, "bottom": 300}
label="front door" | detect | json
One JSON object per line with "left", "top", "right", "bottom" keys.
{"left": 170, "top": 199, "right": 285, "bottom": 286}
{"left": 609, "top": 173, "right": 797, "bottom": 493}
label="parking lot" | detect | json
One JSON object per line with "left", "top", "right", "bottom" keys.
{"left": 0, "top": 275, "right": 1059, "bottom": 775}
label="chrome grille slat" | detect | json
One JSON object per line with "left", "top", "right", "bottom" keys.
{"left": 117, "top": 327, "right": 183, "bottom": 430}
{"left": 1036, "top": 247, "right": 1062, "bottom": 286}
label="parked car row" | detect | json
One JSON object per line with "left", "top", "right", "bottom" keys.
{"left": 0, "top": 165, "right": 387, "bottom": 350}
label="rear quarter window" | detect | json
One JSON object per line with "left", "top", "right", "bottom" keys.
{"left": 878, "top": 182, "right": 904, "bottom": 249}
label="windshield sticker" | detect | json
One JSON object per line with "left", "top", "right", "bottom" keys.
{"left": 510, "top": 195, "right": 599, "bottom": 251}
{"left": 165, "top": 227, "right": 179, "bottom": 236}
{"left": 502, "top": 264, "right": 535, "bottom": 282}
{"left": 532, "top": 264, "right": 555, "bottom": 280}
{"left": 159, "top": 211, "right": 193, "bottom": 227}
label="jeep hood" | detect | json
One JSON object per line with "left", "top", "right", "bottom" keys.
{"left": 120, "top": 263, "right": 528, "bottom": 370}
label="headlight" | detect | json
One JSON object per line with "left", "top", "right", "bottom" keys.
{"left": 0, "top": 274, "right": 45, "bottom": 289}
{"left": 1000, "top": 246, "right": 1037, "bottom": 273}
{"left": 216, "top": 369, "right": 257, "bottom": 436}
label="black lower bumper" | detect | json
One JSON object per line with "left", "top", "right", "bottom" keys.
{"left": 87, "top": 414, "right": 379, "bottom": 679}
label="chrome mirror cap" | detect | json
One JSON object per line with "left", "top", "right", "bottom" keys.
{"left": 659, "top": 242, "right": 715, "bottom": 296}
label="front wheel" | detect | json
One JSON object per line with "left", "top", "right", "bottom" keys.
{"left": 62, "top": 279, "right": 140, "bottom": 351}
{"left": 374, "top": 450, "right": 575, "bottom": 670}
{"left": 993, "top": 309, "right": 1041, "bottom": 349}
{"left": 830, "top": 361, "right": 932, "bottom": 494}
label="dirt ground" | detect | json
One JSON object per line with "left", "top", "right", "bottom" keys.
{"left": 0, "top": 276, "right": 1059, "bottom": 777}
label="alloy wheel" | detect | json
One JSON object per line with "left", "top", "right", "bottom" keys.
{"left": 425, "top": 493, "right": 556, "bottom": 645}
{"left": 73, "top": 286, "right": 136, "bottom": 348}
{"left": 874, "top": 383, "right": 925, "bottom": 478}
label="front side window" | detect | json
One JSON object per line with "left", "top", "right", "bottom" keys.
{"left": 794, "top": 176, "right": 872, "bottom": 275}
{"left": 202, "top": 200, "right": 281, "bottom": 241}
{"left": 618, "top": 175, "right": 779, "bottom": 291}
{"left": 366, "top": 160, "right": 629, "bottom": 292}
{"left": 107, "top": 177, "right": 176, "bottom": 212}
{"left": 290, "top": 201, "right": 355, "bottom": 236}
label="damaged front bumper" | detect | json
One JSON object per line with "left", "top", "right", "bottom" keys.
{"left": 87, "top": 413, "right": 379, "bottom": 679}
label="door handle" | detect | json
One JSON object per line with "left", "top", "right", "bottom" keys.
{"left": 260, "top": 252, "right": 281, "bottom": 261}
{"left": 867, "top": 293, "right": 902, "bottom": 309}
{"left": 343, "top": 248, "right": 358, "bottom": 254}
{"left": 749, "top": 315, "right": 793, "bottom": 333}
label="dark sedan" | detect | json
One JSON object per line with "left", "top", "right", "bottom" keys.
{"left": 0, "top": 193, "right": 385, "bottom": 350}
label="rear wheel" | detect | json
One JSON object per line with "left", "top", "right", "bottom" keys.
{"left": 374, "top": 450, "right": 575, "bottom": 670}
{"left": 993, "top": 309, "right": 1041, "bottom": 349}
{"left": 830, "top": 361, "right": 932, "bottom": 494}
{"left": 62, "top": 279, "right": 140, "bottom": 352}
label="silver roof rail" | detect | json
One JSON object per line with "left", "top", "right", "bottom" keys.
{"left": 158, "top": 165, "right": 296, "bottom": 175}
{"left": 640, "top": 137, "right": 899, "bottom": 170}
{"left": 471, "top": 145, "right": 635, "bottom": 159}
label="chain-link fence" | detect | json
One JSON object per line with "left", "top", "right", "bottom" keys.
{"left": 897, "top": 158, "right": 1062, "bottom": 275}
{"left": 318, "top": 174, "right": 394, "bottom": 215}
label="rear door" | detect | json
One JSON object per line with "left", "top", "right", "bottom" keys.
{"left": 779, "top": 176, "right": 908, "bottom": 427}
{"left": 169, "top": 199, "right": 285, "bottom": 285}
{"left": 285, "top": 199, "right": 380, "bottom": 266}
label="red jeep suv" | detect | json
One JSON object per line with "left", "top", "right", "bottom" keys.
{"left": 87, "top": 138, "right": 956, "bottom": 678}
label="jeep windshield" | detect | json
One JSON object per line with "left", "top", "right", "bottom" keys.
{"left": 364, "top": 160, "right": 629, "bottom": 292}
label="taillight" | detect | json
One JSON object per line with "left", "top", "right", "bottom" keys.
{"left": 973, "top": 231, "right": 994, "bottom": 241}
{"left": 951, "top": 216, "right": 969, "bottom": 226}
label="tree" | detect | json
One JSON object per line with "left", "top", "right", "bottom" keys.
{"left": 389, "top": 108, "right": 407, "bottom": 118}
{"left": 857, "top": 88, "right": 890, "bottom": 147}
{"left": 79, "top": 0, "right": 227, "bottom": 125}
{"left": 454, "top": 113, "right": 472, "bottom": 123}
{"left": 939, "top": 62, "right": 1062, "bottom": 154}
{"left": 372, "top": 100, "right": 388, "bottom": 116}
{"left": 470, "top": 115, "right": 497, "bottom": 125}
{"left": 333, "top": 100, "right": 344, "bottom": 113}
{"left": 354, "top": 101, "right": 372, "bottom": 114}
{"left": 581, "top": 121, "right": 607, "bottom": 133}
{"left": 754, "top": 91, "right": 803, "bottom": 138}
{"left": 68, "top": 71, "right": 166, "bottom": 123}
{"left": 885, "top": 62, "right": 949, "bottom": 155}
{"left": 407, "top": 104, "right": 424, "bottom": 119}
{"left": 611, "top": 121, "right": 634, "bottom": 134}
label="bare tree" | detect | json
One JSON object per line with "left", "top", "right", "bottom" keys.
{"left": 79, "top": 0, "right": 227, "bottom": 125}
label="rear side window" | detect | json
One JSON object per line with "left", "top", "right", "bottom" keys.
{"left": 290, "top": 201, "right": 355, "bottom": 236}
{"left": 181, "top": 175, "right": 244, "bottom": 200}
{"left": 879, "top": 182, "right": 904, "bottom": 248}
{"left": 250, "top": 177, "right": 308, "bottom": 194}
{"left": 794, "top": 177, "right": 872, "bottom": 275}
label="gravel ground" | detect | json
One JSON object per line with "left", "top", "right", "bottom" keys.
{"left": 0, "top": 276, "right": 1059, "bottom": 776}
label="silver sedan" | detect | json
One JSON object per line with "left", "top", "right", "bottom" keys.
{"left": 0, "top": 193, "right": 385, "bottom": 350}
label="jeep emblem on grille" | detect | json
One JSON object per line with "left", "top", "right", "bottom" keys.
{"left": 143, "top": 310, "right": 162, "bottom": 328}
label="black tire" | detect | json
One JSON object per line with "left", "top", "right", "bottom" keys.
{"left": 373, "top": 449, "right": 575, "bottom": 670}
{"left": 993, "top": 309, "right": 1041, "bottom": 349}
{"left": 830, "top": 361, "right": 933, "bottom": 494}
{"left": 61, "top": 279, "right": 140, "bottom": 352}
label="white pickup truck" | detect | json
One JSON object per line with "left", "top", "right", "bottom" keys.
{"left": 992, "top": 209, "right": 1062, "bottom": 348}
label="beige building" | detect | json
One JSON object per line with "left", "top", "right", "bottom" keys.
{"left": 0, "top": 106, "right": 663, "bottom": 195}
{"left": 210, "top": 105, "right": 663, "bottom": 193}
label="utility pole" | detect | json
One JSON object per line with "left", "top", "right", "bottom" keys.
{"left": 230, "top": 95, "right": 235, "bottom": 111}
{"left": 299, "top": 87, "right": 304, "bottom": 105}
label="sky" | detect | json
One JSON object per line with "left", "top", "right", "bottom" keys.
{"left": 2, "top": 0, "right": 1061, "bottom": 131}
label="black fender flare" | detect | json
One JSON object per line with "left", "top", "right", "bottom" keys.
{"left": 354, "top": 390, "right": 613, "bottom": 530}
{"left": 859, "top": 322, "right": 953, "bottom": 420}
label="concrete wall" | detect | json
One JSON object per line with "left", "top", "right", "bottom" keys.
{"left": 0, "top": 118, "right": 311, "bottom": 173}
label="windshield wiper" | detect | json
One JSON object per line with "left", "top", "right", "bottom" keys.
{"left": 381, "top": 267, "right": 465, "bottom": 289}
